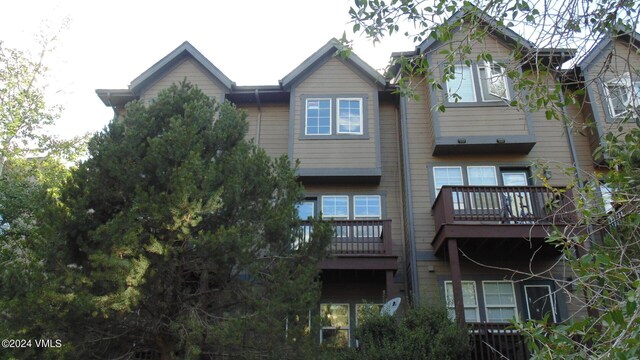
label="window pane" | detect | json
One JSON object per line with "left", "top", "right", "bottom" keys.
{"left": 433, "top": 167, "right": 464, "bottom": 191}
{"left": 321, "top": 304, "right": 349, "bottom": 327}
{"left": 354, "top": 196, "right": 381, "bottom": 218}
{"left": 468, "top": 166, "right": 497, "bottom": 185}
{"left": 337, "top": 99, "right": 362, "bottom": 134}
{"left": 296, "top": 201, "right": 315, "bottom": 219}
{"left": 445, "top": 281, "right": 479, "bottom": 322}
{"left": 525, "top": 285, "right": 556, "bottom": 321}
{"left": 306, "top": 99, "right": 331, "bottom": 135}
{"left": 322, "top": 196, "right": 349, "bottom": 218}
{"left": 447, "top": 65, "right": 476, "bottom": 102}
{"left": 606, "top": 84, "right": 629, "bottom": 116}
{"left": 321, "top": 329, "right": 349, "bottom": 348}
{"left": 479, "top": 62, "right": 509, "bottom": 101}
{"left": 487, "top": 308, "right": 516, "bottom": 322}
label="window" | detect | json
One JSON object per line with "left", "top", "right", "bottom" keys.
{"left": 337, "top": 98, "right": 363, "bottom": 134}
{"left": 353, "top": 195, "right": 381, "bottom": 219}
{"left": 445, "top": 281, "right": 480, "bottom": 322}
{"left": 524, "top": 285, "right": 557, "bottom": 322}
{"left": 604, "top": 73, "right": 640, "bottom": 118}
{"left": 296, "top": 201, "right": 315, "bottom": 220}
{"left": 305, "top": 99, "right": 331, "bottom": 135}
{"left": 446, "top": 62, "right": 510, "bottom": 104}
{"left": 321, "top": 196, "right": 349, "bottom": 219}
{"left": 478, "top": 61, "right": 509, "bottom": 101}
{"left": 447, "top": 65, "right": 476, "bottom": 102}
{"left": 320, "top": 304, "right": 350, "bottom": 347}
{"left": 433, "top": 166, "right": 464, "bottom": 209}
{"left": 483, "top": 281, "right": 518, "bottom": 322}
{"left": 468, "top": 166, "right": 499, "bottom": 210}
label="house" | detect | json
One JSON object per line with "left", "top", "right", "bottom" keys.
{"left": 96, "top": 12, "right": 635, "bottom": 356}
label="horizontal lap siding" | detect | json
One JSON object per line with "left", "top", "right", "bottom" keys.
{"left": 242, "top": 105, "right": 289, "bottom": 159}
{"left": 439, "top": 107, "right": 528, "bottom": 137}
{"left": 293, "top": 57, "right": 377, "bottom": 170}
{"left": 587, "top": 41, "right": 640, "bottom": 137}
{"left": 141, "top": 58, "right": 226, "bottom": 104}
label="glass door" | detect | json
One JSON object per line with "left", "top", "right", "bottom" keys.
{"left": 501, "top": 171, "right": 531, "bottom": 222}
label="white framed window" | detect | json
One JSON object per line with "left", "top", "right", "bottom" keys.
{"left": 353, "top": 195, "right": 381, "bottom": 219}
{"left": 320, "top": 303, "right": 350, "bottom": 348}
{"left": 524, "top": 285, "right": 557, "bottom": 322}
{"left": 468, "top": 166, "right": 499, "bottom": 210}
{"left": 478, "top": 61, "right": 510, "bottom": 101}
{"left": 296, "top": 201, "right": 315, "bottom": 220}
{"left": 444, "top": 281, "right": 480, "bottom": 322}
{"left": 483, "top": 281, "right": 518, "bottom": 322}
{"left": 356, "top": 303, "right": 383, "bottom": 328}
{"left": 604, "top": 73, "right": 640, "bottom": 118}
{"left": 433, "top": 166, "right": 464, "bottom": 209}
{"left": 337, "top": 98, "right": 363, "bottom": 134}
{"left": 321, "top": 196, "right": 349, "bottom": 219}
{"left": 305, "top": 98, "right": 331, "bottom": 135}
{"left": 447, "top": 65, "right": 476, "bottom": 102}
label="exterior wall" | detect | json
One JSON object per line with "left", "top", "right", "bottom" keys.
{"left": 140, "top": 58, "right": 227, "bottom": 104}
{"left": 291, "top": 57, "right": 379, "bottom": 171}
{"left": 429, "top": 31, "right": 529, "bottom": 139}
{"left": 242, "top": 104, "right": 289, "bottom": 159}
{"left": 584, "top": 40, "right": 640, "bottom": 141}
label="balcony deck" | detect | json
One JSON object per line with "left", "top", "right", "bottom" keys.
{"left": 432, "top": 186, "right": 576, "bottom": 256}
{"left": 469, "top": 322, "right": 530, "bottom": 360}
{"left": 299, "top": 219, "right": 397, "bottom": 271}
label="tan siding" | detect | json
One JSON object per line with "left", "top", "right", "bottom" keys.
{"left": 292, "top": 57, "right": 378, "bottom": 170}
{"left": 439, "top": 107, "right": 528, "bottom": 137}
{"left": 586, "top": 40, "right": 640, "bottom": 137}
{"left": 240, "top": 105, "right": 289, "bottom": 159}
{"left": 140, "top": 58, "right": 227, "bottom": 103}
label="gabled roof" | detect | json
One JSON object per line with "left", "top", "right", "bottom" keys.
{"left": 129, "top": 41, "right": 235, "bottom": 93}
{"left": 417, "top": 5, "right": 535, "bottom": 54}
{"left": 280, "top": 38, "right": 387, "bottom": 89}
{"left": 576, "top": 24, "right": 640, "bottom": 71}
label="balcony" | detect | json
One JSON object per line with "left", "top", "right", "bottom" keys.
{"left": 432, "top": 186, "right": 576, "bottom": 256}
{"left": 298, "top": 219, "right": 397, "bottom": 271}
{"left": 468, "top": 322, "right": 530, "bottom": 360}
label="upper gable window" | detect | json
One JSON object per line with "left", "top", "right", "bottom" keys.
{"left": 604, "top": 73, "right": 640, "bottom": 118}
{"left": 337, "top": 98, "right": 363, "bottom": 134}
{"left": 445, "top": 62, "right": 511, "bottom": 105}
{"left": 305, "top": 99, "right": 331, "bottom": 135}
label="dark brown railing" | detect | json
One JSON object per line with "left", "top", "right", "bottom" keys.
{"left": 469, "top": 322, "right": 529, "bottom": 360}
{"left": 433, "top": 186, "right": 576, "bottom": 226}
{"left": 298, "top": 219, "right": 392, "bottom": 255}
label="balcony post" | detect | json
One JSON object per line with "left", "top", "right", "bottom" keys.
{"left": 442, "top": 187, "right": 455, "bottom": 224}
{"left": 382, "top": 220, "right": 392, "bottom": 255}
{"left": 447, "top": 238, "right": 466, "bottom": 327}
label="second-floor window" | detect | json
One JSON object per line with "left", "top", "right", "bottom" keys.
{"left": 445, "top": 62, "right": 511, "bottom": 104}
{"left": 306, "top": 99, "right": 332, "bottom": 135}
{"left": 337, "top": 98, "right": 363, "bottom": 134}
{"left": 603, "top": 73, "right": 640, "bottom": 118}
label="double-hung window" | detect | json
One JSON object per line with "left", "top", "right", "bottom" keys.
{"left": 353, "top": 195, "right": 382, "bottom": 238}
{"left": 444, "top": 281, "right": 480, "bottom": 322}
{"left": 446, "top": 62, "right": 510, "bottom": 104}
{"left": 604, "top": 73, "right": 640, "bottom": 118}
{"left": 337, "top": 98, "right": 363, "bottom": 134}
{"left": 483, "top": 281, "right": 518, "bottom": 322}
{"left": 305, "top": 98, "right": 331, "bottom": 135}
{"left": 320, "top": 304, "right": 350, "bottom": 347}
{"left": 467, "top": 166, "right": 500, "bottom": 210}
{"left": 322, "top": 196, "right": 349, "bottom": 237}
{"left": 433, "top": 166, "right": 464, "bottom": 209}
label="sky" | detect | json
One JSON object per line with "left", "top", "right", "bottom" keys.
{"left": 1, "top": 0, "right": 416, "bottom": 140}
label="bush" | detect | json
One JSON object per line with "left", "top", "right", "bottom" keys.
{"left": 340, "top": 304, "right": 470, "bottom": 360}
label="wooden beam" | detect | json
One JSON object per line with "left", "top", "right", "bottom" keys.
{"left": 448, "top": 239, "right": 466, "bottom": 327}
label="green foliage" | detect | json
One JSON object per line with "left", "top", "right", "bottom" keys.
{"left": 338, "top": 304, "right": 470, "bottom": 360}
{"left": 2, "top": 82, "right": 332, "bottom": 359}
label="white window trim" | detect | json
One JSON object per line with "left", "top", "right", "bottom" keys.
{"left": 321, "top": 195, "right": 349, "bottom": 219}
{"left": 477, "top": 61, "right": 510, "bottom": 102}
{"left": 336, "top": 98, "right": 364, "bottom": 135}
{"left": 603, "top": 73, "right": 640, "bottom": 118}
{"left": 482, "top": 281, "right": 518, "bottom": 323}
{"left": 353, "top": 195, "right": 382, "bottom": 219}
{"left": 447, "top": 64, "right": 477, "bottom": 102}
{"left": 305, "top": 98, "right": 332, "bottom": 136}
{"left": 444, "top": 280, "right": 480, "bottom": 323}
{"left": 467, "top": 166, "right": 498, "bottom": 186}
{"left": 523, "top": 285, "right": 557, "bottom": 323}
{"left": 433, "top": 166, "right": 464, "bottom": 193}
{"left": 320, "top": 303, "right": 350, "bottom": 347}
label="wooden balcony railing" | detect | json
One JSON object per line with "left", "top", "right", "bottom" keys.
{"left": 433, "top": 186, "right": 576, "bottom": 226}
{"left": 468, "top": 322, "right": 530, "bottom": 360}
{"left": 298, "top": 219, "right": 393, "bottom": 256}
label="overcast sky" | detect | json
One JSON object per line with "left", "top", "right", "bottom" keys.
{"left": 1, "top": 0, "right": 416, "bottom": 140}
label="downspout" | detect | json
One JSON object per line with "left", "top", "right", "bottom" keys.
{"left": 255, "top": 89, "right": 262, "bottom": 145}
{"left": 399, "top": 96, "right": 420, "bottom": 304}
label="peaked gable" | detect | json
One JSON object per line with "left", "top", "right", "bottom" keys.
{"left": 280, "top": 38, "right": 386, "bottom": 90}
